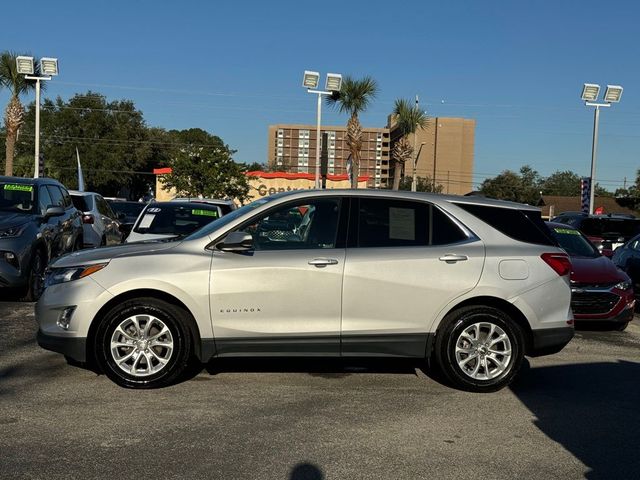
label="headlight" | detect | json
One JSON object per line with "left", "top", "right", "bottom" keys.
{"left": 45, "top": 263, "right": 108, "bottom": 287}
{"left": 0, "top": 223, "right": 27, "bottom": 238}
{"left": 614, "top": 281, "right": 632, "bottom": 291}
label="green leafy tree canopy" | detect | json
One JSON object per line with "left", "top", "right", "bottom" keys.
{"left": 161, "top": 144, "right": 251, "bottom": 203}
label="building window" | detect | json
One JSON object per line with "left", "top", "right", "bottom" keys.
{"left": 277, "top": 129, "right": 284, "bottom": 138}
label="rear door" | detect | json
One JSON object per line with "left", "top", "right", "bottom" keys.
{"left": 341, "top": 197, "right": 485, "bottom": 357}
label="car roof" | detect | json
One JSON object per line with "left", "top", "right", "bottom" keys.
{"left": 146, "top": 201, "right": 221, "bottom": 208}
{"left": 0, "top": 176, "right": 64, "bottom": 187}
{"left": 261, "top": 189, "right": 541, "bottom": 211}
{"left": 69, "top": 190, "right": 100, "bottom": 197}
{"left": 172, "top": 197, "right": 235, "bottom": 205}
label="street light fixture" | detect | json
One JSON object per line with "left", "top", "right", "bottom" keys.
{"left": 581, "top": 82, "right": 623, "bottom": 214}
{"left": 16, "top": 55, "right": 58, "bottom": 178}
{"left": 303, "top": 70, "right": 342, "bottom": 188}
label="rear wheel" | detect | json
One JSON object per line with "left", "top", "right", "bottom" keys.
{"left": 435, "top": 306, "right": 525, "bottom": 392}
{"left": 94, "top": 298, "right": 193, "bottom": 388}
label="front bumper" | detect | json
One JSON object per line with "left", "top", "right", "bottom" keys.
{"left": 37, "top": 329, "right": 87, "bottom": 362}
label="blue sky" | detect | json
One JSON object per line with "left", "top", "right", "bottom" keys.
{"left": 1, "top": 0, "right": 639, "bottom": 191}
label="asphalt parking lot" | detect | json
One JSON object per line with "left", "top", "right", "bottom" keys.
{"left": 1, "top": 301, "right": 639, "bottom": 480}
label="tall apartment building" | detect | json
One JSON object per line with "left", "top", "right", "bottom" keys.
{"left": 388, "top": 117, "right": 476, "bottom": 195}
{"left": 267, "top": 125, "right": 391, "bottom": 188}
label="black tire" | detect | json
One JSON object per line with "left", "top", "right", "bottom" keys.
{"left": 21, "top": 249, "right": 46, "bottom": 302}
{"left": 94, "top": 297, "right": 193, "bottom": 389}
{"left": 614, "top": 321, "right": 629, "bottom": 332}
{"left": 434, "top": 306, "right": 525, "bottom": 392}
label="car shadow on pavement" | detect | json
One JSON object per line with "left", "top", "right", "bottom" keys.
{"left": 200, "top": 357, "right": 440, "bottom": 382}
{"left": 510, "top": 360, "right": 640, "bottom": 480}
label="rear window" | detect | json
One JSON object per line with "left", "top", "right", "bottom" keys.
{"left": 455, "top": 203, "right": 556, "bottom": 246}
{"left": 548, "top": 226, "right": 599, "bottom": 258}
{"left": 109, "top": 201, "right": 145, "bottom": 220}
{"left": 134, "top": 204, "right": 222, "bottom": 236}
{"left": 71, "top": 195, "right": 92, "bottom": 212}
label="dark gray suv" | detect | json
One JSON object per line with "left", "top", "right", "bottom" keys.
{"left": 0, "top": 176, "right": 83, "bottom": 300}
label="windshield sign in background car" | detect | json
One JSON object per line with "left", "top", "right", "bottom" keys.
{"left": 125, "top": 202, "right": 222, "bottom": 243}
{"left": 1, "top": 176, "right": 83, "bottom": 301}
{"left": 37, "top": 190, "right": 574, "bottom": 392}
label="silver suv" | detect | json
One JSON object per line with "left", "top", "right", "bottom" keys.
{"left": 36, "top": 190, "right": 574, "bottom": 391}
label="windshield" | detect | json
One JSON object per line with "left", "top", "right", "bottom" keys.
{"left": 186, "top": 197, "right": 273, "bottom": 240}
{"left": 133, "top": 204, "right": 222, "bottom": 236}
{"left": 549, "top": 226, "right": 600, "bottom": 258}
{"left": 0, "top": 183, "right": 36, "bottom": 214}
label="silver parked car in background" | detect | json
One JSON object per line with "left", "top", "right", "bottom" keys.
{"left": 69, "top": 191, "right": 123, "bottom": 247}
{"left": 36, "top": 190, "right": 574, "bottom": 391}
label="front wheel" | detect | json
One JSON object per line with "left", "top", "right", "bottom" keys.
{"left": 94, "top": 298, "right": 193, "bottom": 388}
{"left": 22, "top": 249, "right": 46, "bottom": 302}
{"left": 434, "top": 306, "right": 525, "bottom": 392}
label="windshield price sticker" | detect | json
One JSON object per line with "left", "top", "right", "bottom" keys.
{"left": 3, "top": 184, "right": 33, "bottom": 192}
{"left": 192, "top": 209, "right": 219, "bottom": 217}
{"left": 554, "top": 228, "right": 580, "bottom": 235}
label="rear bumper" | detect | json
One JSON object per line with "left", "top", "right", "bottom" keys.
{"left": 529, "top": 326, "right": 574, "bottom": 357}
{"left": 37, "top": 329, "right": 87, "bottom": 362}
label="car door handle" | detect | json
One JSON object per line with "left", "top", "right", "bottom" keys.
{"left": 439, "top": 254, "right": 468, "bottom": 263}
{"left": 308, "top": 258, "right": 339, "bottom": 267}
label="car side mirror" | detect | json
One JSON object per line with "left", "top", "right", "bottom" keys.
{"left": 216, "top": 231, "right": 253, "bottom": 252}
{"left": 44, "top": 206, "right": 65, "bottom": 219}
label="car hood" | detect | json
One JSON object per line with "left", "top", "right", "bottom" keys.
{"left": 51, "top": 239, "right": 182, "bottom": 268}
{"left": 569, "top": 255, "right": 628, "bottom": 285}
{"left": 0, "top": 212, "right": 34, "bottom": 229}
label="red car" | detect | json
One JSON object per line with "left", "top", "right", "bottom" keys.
{"left": 547, "top": 222, "right": 635, "bottom": 330}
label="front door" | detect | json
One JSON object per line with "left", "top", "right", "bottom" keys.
{"left": 209, "top": 197, "right": 346, "bottom": 356}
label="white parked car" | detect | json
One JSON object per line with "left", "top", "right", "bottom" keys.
{"left": 69, "top": 191, "right": 123, "bottom": 247}
{"left": 36, "top": 190, "right": 574, "bottom": 391}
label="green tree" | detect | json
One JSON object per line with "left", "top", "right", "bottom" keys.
{"left": 541, "top": 170, "right": 582, "bottom": 196}
{"left": 398, "top": 175, "right": 442, "bottom": 193}
{"left": 326, "top": 75, "right": 378, "bottom": 188}
{"left": 479, "top": 165, "right": 542, "bottom": 204}
{"left": 15, "top": 91, "right": 153, "bottom": 196}
{"left": 615, "top": 168, "right": 640, "bottom": 210}
{"left": 0, "top": 51, "right": 38, "bottom": 176}
{"left": 391, "top": 98, "right": 429, "bottom": 190}
{"left": 161, "top": 144, "right": 251, "bottom": 202}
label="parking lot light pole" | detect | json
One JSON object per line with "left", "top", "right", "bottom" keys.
{"left": 16, "top": 56, "right": 58, "bottom": 178}
{"left": 581, "top": 83, "right": 623, "bottom": 214}
{"left": 411, "top": 142, "right": 426, "bottom": 192}
{"left": 303, "top": 71, "right": 342, "bottom": 188}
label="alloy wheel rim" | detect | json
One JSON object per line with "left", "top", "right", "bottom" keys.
{"left": 454, "top": 321, "right": 512, "bottom": 381}
{"left": 110, "top": 314, "right": 174, "bottom": 377}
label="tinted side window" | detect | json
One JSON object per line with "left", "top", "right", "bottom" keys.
{"left": 60, "top": 188, "right": 73, "bottom": 208}
{"left": 239, "top": 199, "right": 341, "bottom": 251}
{"left": 357, "top": 198, "right": 429, "bottom": 247}
{"left": 455, "top": 203, "right": 555, "bottom": 246}
{"left": 431, "top": 207, "right": 468, "bottom": 245}
{"left": 38, "top": 186, "right": 53, "bottom": 214}
{"left": 96, "top": 196, "right": 114, "bottom": 217}
{"left": 46, "top": 186, "right": 65, "bottom": 208}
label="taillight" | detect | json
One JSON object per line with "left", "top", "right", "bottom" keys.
{"left": 82, "top": 214, "right": 94, "bottom": 224}
{"left": 541, "top": 252, "right": 572, "bottom": 276}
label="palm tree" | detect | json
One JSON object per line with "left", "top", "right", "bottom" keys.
{"left": 0, "top": 51, "right": 37, "bottom": 176}
{"left": 326, "top": 76, "right": 378, "bottom": 188}
{"left": 390, "top": 98, "right": 429, "bottom": 190}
